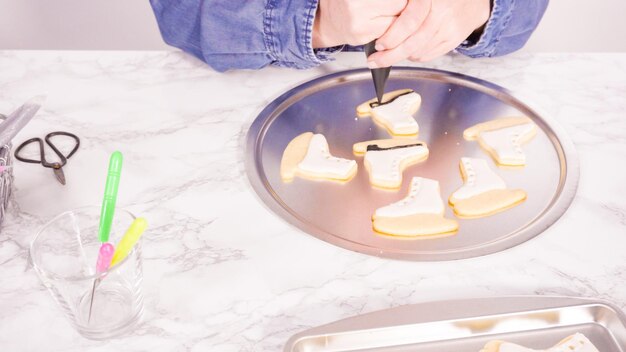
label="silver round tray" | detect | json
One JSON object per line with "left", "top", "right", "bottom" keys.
{"left": 246, "top": 68, "right": 578, "bottom": 261}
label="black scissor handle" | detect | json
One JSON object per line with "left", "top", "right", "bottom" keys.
{"left": 45, "top": 131, "right": 80, "bottom": 160}
{"left": 14, "top": 131, "right": 80, "bottom": 169}
{"left": 14, "top": 137, "right": 46, "bottom": 164}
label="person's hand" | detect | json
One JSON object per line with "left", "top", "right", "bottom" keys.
{"left": 367, "top": 0, "right": 491, "bottom": 67}
{"left": 313, "top": 0, "right": 408, "bottom": 48}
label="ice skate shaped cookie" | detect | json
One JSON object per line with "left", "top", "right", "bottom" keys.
{"left": 449, "top": 157, "right": 526, "bottom": 218}
{"left": 280, "top": 132, "right": 357, "bottom": 183}
{"left": 480, "top": 333, "right": 598, "bottom": 352}
{"left": 464, "top": 116, "right": 537, "bottom": 166}
{"left": 356, "top": 89, "right": 421, "bottom": 136}
{"left": 354, "top": 139, "right": 429, "bottom": 189}
{"left": 373, "top": 177, "right": 458, "bottom": 237}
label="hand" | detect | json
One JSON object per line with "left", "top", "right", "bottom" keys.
{"left": 367, "top": 0, "right": 491, "bottom": 67}
{"left": 313, "top": 0, "right": 408, "bottom": 48}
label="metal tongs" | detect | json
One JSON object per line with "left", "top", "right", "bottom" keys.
{"left": 0, "top": 96, "right": 44, "bottom": 146}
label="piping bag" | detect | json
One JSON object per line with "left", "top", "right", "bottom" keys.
{"left": 364, "top": 41, "right": 391, "bottom": 104}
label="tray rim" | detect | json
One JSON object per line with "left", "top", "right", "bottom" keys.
{"left": 245, "top": 67, "right": 580, "bottom": 261}
{"left": 283, "top": 295, "right": 626, "bottom": 351}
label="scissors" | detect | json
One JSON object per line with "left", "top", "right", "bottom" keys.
{"left": 14, "top": 131, "right": 80, "bottom": 185}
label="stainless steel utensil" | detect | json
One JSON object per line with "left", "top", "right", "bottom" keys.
{"left": 246, "top": 67, "right": 579, "bottom": 261}
{"left": 0, "top": 96, "right": 44, "bottom": 147}
{"left": 284, "top": 296, "right": 626, "bottom": 351}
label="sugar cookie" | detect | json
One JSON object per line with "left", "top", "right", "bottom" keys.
{"left": 373, "top": 177, "right": 458, "bottom": 237}
{"left": 354, "top": 139, "right": 429, "bottom": 189}
{"left": 449, "top": 157, "right": 526, "bottom": 218}
{"left": 280, "top": 132, "right": 357, "bottom": 182}
{"left": 356, "top": 89, "right": 421, "bottom": 136}
{"left": 464, "top": 116, "right": 538, "bottom": 166}
{"left": 480, "top": 333, "right": 598, "bottom": 352}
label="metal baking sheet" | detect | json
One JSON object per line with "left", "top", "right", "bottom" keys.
{"left": 246, "top": 68, "right": 578, "bottom": 261}
{"left": 284, "top": 296, "right": 626, "bottom": 351}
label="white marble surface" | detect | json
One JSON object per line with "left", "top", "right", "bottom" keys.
{"left": 0, "top": 51, "right": 625, "bottom": 351}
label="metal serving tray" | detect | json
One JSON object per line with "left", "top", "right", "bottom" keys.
{"left": 246, "top": 68, "right": 578, "bottom": 261}
{"left": 284, "top": 296, "right": 626, "bottom": 351}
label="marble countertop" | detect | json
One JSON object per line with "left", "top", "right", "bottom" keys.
{"left": 0, "top": 51, "right": 624, "bottom": 351}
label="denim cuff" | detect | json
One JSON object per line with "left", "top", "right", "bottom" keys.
{"left": 264, "top": 0, "right": 340, "bottom": 69}
{"left": 314, "top": 45, "right": 344, "bottom": 61}
{"left": 456, "top": 0, "right": 514, "bottom": 58}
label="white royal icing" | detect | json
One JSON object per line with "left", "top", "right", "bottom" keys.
{"left": 479, "top": 122, "right": 535, "bottom": 164}
{"left": 451, "top": 157, "right": 506, "bottom": 200}
{"left": 375, "top": 177, "right": 444, "bottom": 218}
{"left": 297, "top": 134, "right": 356, "bottom": 178}
{"left": 371, "top": 92, "right": 420, "bottom": 134}
{"left": 364, "top": 145, "right": 428, "bottom": 185}
{"left": 499, "top": 333, "right": 598, "bottom": 352}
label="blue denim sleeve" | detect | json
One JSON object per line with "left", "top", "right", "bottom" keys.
{"left": 149, "top": 0, "right": 339, "bottom": 71}
{"left": 456, "top": 0, "right": 549, "bottom": 57}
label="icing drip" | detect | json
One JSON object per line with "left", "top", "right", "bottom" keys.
{"left": 375, "top": 177, "right": 444, "bottom": 217}
{"left": 499, "top": 333, "right": 598, "bottom": 352}
{"left": 451, "top": 157, "right": 506, "bottom": 200}
{"left": 369, "top": 91, "right": 413, "bottom": 108}
{"left": 364, "top": 145, "right": 428, "bottom": 184}
{"left": 371, "top": 92, "right": 420, "bottom": 133}
{"left": 297, "top": 134, "right": 356, "bottom": 177}
{"left": 366, "top": 142, "right": 423, "bottom": 152}
{"left": 479, "top": 123, "right": 535, "bottom": 164}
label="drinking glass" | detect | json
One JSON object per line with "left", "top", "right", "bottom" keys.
{"left": 30, "top": 206, "right": 144, "bottom": 339}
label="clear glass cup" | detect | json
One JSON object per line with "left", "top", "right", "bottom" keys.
{"left": 29, "top": 206, "right": 144, "bottom": 340}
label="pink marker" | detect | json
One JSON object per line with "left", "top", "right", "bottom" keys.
{"left": 88, "top": 242, "right": 115, "bottom": 322}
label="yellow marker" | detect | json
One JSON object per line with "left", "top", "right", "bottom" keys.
{"left": 110, "top": 218, "right": 147, "bottom": 267}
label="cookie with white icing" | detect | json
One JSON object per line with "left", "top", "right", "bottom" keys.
{"left": 356, "top": 89, "right": 421, "bottom": 136}
{"left": 464, "top": 116, "right": 538, "bottom": 166}
{"left": 354, "top": 139, "right": 429, "bottom": 189}
{"left": 449, "top": 157, "right": 526, "bottom": 218}
{"left": 373, "top": 177, "right": 458, "bottom": 237}
{"left": 480, "top": 333, "right": 598, "bottom": 352}
{"left": 280, "top": 132, "right": 357, "bottom": 183}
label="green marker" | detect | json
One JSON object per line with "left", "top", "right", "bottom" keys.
{"left": 98, "top": 151, "right": 123, "bottom": 243}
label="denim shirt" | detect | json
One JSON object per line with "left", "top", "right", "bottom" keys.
{"left": 150, "top": 0, "right": 548, "bottom": 72}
